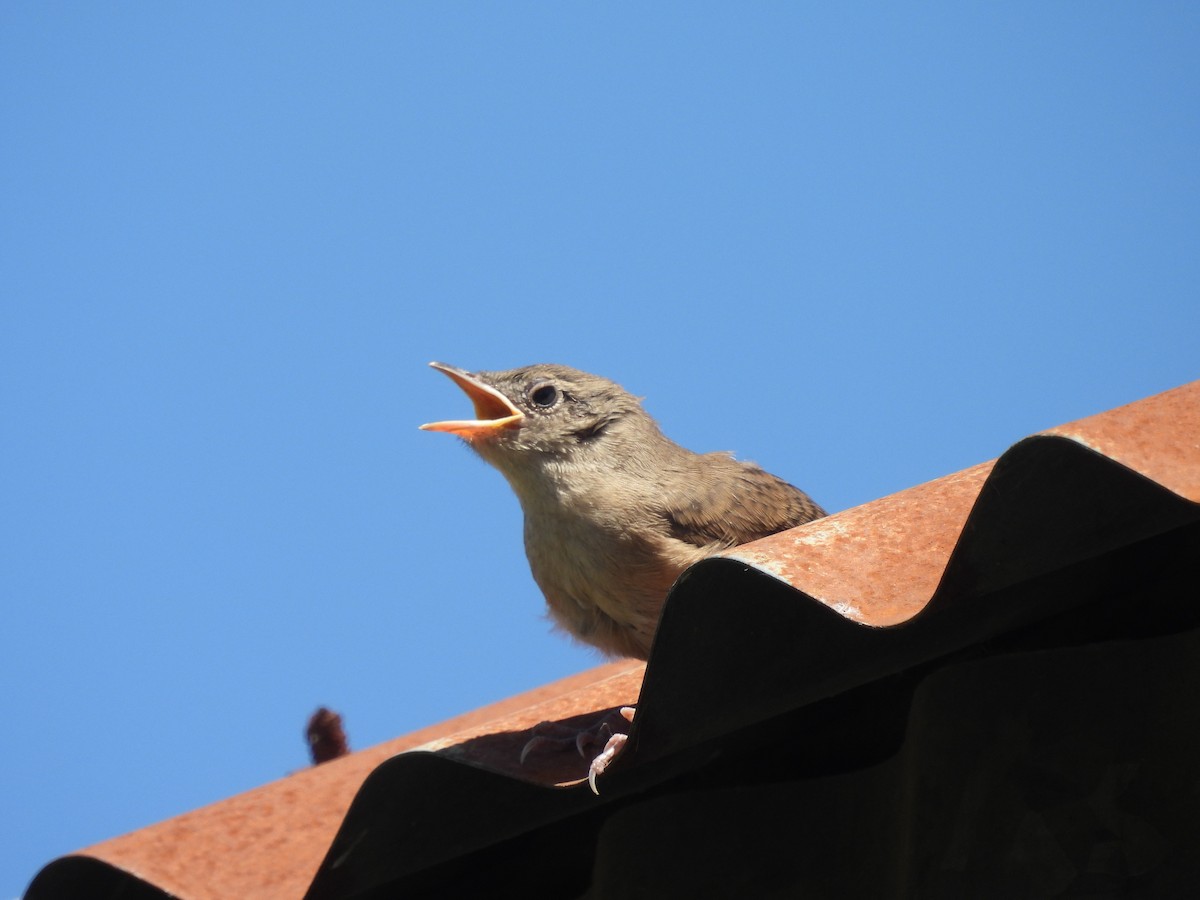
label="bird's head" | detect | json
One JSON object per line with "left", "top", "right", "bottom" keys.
{"left": 420, "top": 362, "right": 651, "bottom": 468}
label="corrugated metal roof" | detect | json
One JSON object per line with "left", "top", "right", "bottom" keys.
{"left": 25, "top": 380, "right": 1200, "bottom": 899}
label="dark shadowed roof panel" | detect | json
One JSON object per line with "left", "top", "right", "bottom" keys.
{"left": 25, "top": 380, "right": 1200, "bottom": 900}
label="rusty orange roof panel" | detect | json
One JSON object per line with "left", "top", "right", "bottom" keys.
{"left": 726, "top": 379, "right": 1200, "bottom": 626}
{"left": 26, "top": 660, "right": 644, "bottom": 900}
{"left": 24, "top": 380, "right": 1200, "bottom": 900}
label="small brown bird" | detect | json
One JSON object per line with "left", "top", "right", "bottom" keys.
{"left": 421, "top": 362, "right": 826, "bottom": 660}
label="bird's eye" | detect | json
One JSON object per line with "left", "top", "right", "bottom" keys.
{"left": 529, "top": 383, "right": 559, "bottom": 409}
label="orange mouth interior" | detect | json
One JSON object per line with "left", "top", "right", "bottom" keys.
{"left": 419, "top": 362, "right": 524, "bottom": 439}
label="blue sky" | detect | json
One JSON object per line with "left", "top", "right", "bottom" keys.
{"left": 2, "top": 4, "right": 1197, "bottom": 895}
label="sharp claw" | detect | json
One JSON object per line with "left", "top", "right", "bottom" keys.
{"left": 519, "top": 735, "right": 549, "bottom": 765}
{"left": 587, "top": 733, "right": 628, "bottom": 795}
{"left": 577, "top": 721, "right": 612, "bottom": 757}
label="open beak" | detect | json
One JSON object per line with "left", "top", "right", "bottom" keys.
{"left": 419, "top": 362, "right": 525, "bottom": 440}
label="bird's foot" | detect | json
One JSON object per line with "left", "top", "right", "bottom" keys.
{"left": 520, "top": 706, "right": 635, "bottom": 794}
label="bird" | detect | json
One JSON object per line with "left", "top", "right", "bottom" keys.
{"left": 420, "top": 361, "right": 827, "bottom": 791}
{"left": 420, "top": 362, "right": 826, "bottom": 660}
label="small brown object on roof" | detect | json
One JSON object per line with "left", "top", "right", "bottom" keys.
{"left": 306, "top": 707, "right": 350, "bottom": 765}
{"left": 25, "top": 380, "right": 1200, "bottom": 899}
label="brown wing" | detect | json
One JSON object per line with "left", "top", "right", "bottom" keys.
{"left": 662, "top": 453, "right": 826, "bottom": 550}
